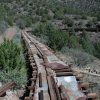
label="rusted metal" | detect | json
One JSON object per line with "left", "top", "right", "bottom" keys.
{"left": 0, "top": 82, "right": 16, "bottom": 96}
{"left": 55, "top": 68, "right": 72, "bottom": 72}
{"left": 44, "top": 62, "right": 68, "bottom": 70}
{"left": 56, "top": 72, "right": 73, "bottom": 77}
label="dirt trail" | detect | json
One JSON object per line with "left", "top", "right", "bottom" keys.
{"left": 0, "top": 27, "right": 17, "bottom": 44}
{"left": 4, "top": 27, "right": 17, "bottom": 40}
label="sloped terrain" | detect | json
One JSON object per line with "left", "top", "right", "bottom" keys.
{"left": 0, "top": 0, "right": 100, "bottom": 99}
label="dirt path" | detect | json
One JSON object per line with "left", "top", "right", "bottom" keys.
{"left": 0, "top": 26, "right": 18, "bottom": 44}
{"left": 4, "top": 27, "right": 17, "bottom": 40}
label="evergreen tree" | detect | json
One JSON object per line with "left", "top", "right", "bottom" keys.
{"left": 0, "top": 39, "right": 23, "bottom": 71}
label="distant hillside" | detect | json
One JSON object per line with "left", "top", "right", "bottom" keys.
{"left": 0, "top": 0, "right": 100, "bottom": 28}
{"left": 61, "top": 0, "right": 100, "bottom": 16}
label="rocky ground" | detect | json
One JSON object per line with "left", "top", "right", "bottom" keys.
{"left": 56, "top": 52, "right": 100, "bottom": 99}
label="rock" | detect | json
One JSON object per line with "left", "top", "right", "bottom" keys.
{"left": 4, "top": 90, "right": 19, "bottom": 100}
{"left": 16, "top": 90, "right": 25, "bottom": 98}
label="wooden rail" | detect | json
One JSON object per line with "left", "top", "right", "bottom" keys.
{"left": 22, "top": 30, "right": 97, "bottom": 100}
{"left": 0, "top": 82, "right": 16, "bottom": 96}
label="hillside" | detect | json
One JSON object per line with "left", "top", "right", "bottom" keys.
{"left": 0, "top": 0, "right": 100, "bottom": 76}
{"left": 61, "top": 0, "right": 100, "bottom": 16}
{"left": 0, "top": 0, "right": 100, "bottom": 68}
{"left": 0, "top": 0, "right": 100, "bottom": 99}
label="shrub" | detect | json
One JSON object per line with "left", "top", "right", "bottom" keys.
{"left": 78, "top": 22, "right": 83, "bottom": 28}
{"left": 94, "top": 43, "right": 100, "bottom": 59}
{"left": 69, "top": 35, "right": 80, "bottom": 48}
{"left": 33, "top": 22, "right": 48, "bottom": 36}
{"left": 6, "top": 17, "right": 13, "bottom": 26}
{"left": 0, "top": 21, "right": 8, "bottom": 33}
{"left": 54, "top": 9, "right": 64, "bottom": 20}
{"left": 47, "top": 27, "right": 68, "bottom": 50}
{"left": 86, "top": 21, "right": 95, "bottom": 28}
{"left": 0, "top": 68, "right": 27, "bottom": 88}
{"left": 61, "top": 47, "right": 95, "bottom": 67}
{"left": 97, "top": 14, "right": 100, "bottom": 21}
{"left": 32, "top": 16, "right": 40, "bottom": 23}
{"left": 74, "top": 16, "right": 81, "bottom": 20}
{"left": 41, "top": 16, "right": 48, "bottom": 22}
{"left": 0, "top": 39, "right": 27, "bottom": 88}
{"left": 36, "top": 7, "right": 48, "bottom": 16}
{"left": 33, "top": 23, "right": 68, "bottom": 50}
{"left": 63, "top": 17, "right": 74, "bottom": 27}
{"left": 81, "top": 15, "right": 87, "bottom": 19}
{"left": 15, "top": 16, "right": 33, "bottom": 29}
{"left": 81, "top": 39, "right": 96, "bottom": 55}
{"left": 16, "top": 18, "right": 26, "bottom": 29}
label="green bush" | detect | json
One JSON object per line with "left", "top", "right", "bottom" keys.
{"left": 36, "top": 7, "right": 48, "bottom": 16}
{"left": 0, "top": 21, "right": 8, "bottom": 33}
{"left": 41, "top": 16, "right": 48, "bottom": 22}
{"left": 97, "top": 14, "right": 100, "bottom": 21}
{"left": 86, "top": 21, "right": 95, "bottom": 28}
{"left": 33, "top": 23, "right": 68, "bottom": 50}
{"left": 81, "top": 39, "right": 95, "bottom": 55}
{"left": 33, "top": 22, "right": 48, "bottom": 36}
{"left": 6, "top": 17, "right": 13, "bottom": 26}
{"left": 0, "top": 68, "right": 27, "bottom": 88}
{"left": 94, "top": 43, "right": 100, "bottom": 58}
{"left": 0, "top": 39, "right": 27, "bottom": 88}
{"left": 69, "top": 35, "right": 80, "bottom": 48}
{"left": 81, "top": 15, "right": 87, "bottom": 19}
{"left": 67, "top": 28, "right": 81, "bottom": 48}
{"left": 47, "top": 27, "right": 68, "bottom": 50}
{"left": 16, "top": 18, "right": 26, "bottom": 29}
{"left": 80, "top": 31, "right": 96, "bottom": 55}
{"left": 63, "top": 17, "right": 74, "bottom": 27}
{"left": 54, "top": 8, "right": 64, "bottom": 20}
{"left": 15, "top": 16, "right": 33, "bottom": 28}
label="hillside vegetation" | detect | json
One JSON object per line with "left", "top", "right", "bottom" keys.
{"left": 0, "top": 0, "right": 100, "bottom": 27}
{"left": 0, "top": 0, "right": 100, "bottom": 98}
{"left": 0, "top": 39, "right": 27, "bottom": 88}
{"left": 0, "top": 0, "right": 100, "bottom": 60}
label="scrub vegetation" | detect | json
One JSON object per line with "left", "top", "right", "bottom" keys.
{"left": 0, "top": 39, "right": 27, "bottom": 88}
{"left": 0, "top": 0, "right": 100, "bottom": 61}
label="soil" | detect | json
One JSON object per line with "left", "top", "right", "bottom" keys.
{"left": 4, "top": 27, "right": 17, "bottom": 40}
